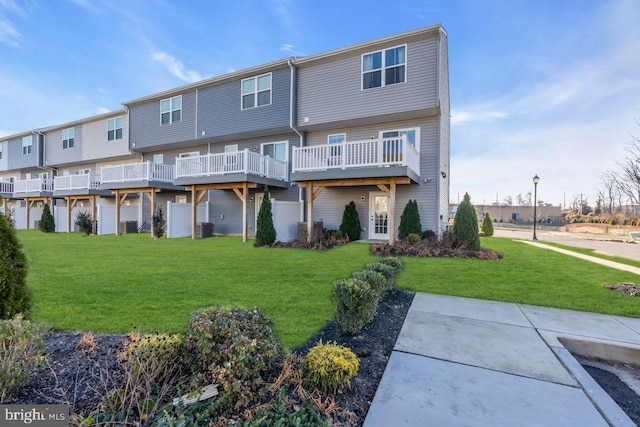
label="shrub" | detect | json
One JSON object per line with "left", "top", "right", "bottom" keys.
{"left": 255, "top": 187, "right": 276, "bottom": 246}
{"left": 364, "top": 262, "right": 396, "bottom": 286}
{"left": 422, "top": 229, "right": 437, "bottom": 242}
{"left": 242, "top": 389, "right": 328, "bottom": 427}
{"left": 405, "top": 233, "right": 421, "bottom": 244}
{"left": 481, "top": 212, "right": 494, "bottom": 237}
{"left": 74, "top": 210, "right": 93, "bottom": 235}
{"left": 398, "top": 199, "right": 422, "bottom": 240}
{"left": 0, "top": 315, "right": 48, "bottom": 403}
{"left": 152, "top": 206, "right": 166, "bottom": 238}
{"left": 39, "top": 203, "right": 55, "bottom": 233}
{"left": 339, "top": 201, "right": 361, "bottom": 242}
{"left": 122, "top": 333, "right": 185, "bottom": 385}
{"left": 332, "top": 278, "right": 378, "bottom": 335}
{"left": 0, "top": 213, "right": 31, "bottom": 320}
{"left": 352, "top": 269, "right": 388, "bottom": 299}
{"left": 452, "top": 192, "right": 480, "bottom": 250}
{"left": 379, "top": 256, "right": 404, "bottom": 274}
{"left": 304, "top": 341, "right": 359, "bottom": 395}
{"left": 187, "top": 306, "right": 282, "bottom": 411}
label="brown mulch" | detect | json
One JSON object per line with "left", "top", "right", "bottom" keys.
{"left": 370, "top": 241, "right": 503, "bottom": 260}
{"left": 605, "top": 283, "right": 640, "bottom": 297}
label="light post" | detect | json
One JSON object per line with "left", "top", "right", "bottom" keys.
{"left": 532, "top": 174, "right": 539, "bottom": 240}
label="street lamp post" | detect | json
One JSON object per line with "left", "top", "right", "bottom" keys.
{"left": 532, "top": 174, "right": 540, "bottom": 241}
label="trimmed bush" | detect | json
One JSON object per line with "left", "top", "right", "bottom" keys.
{"left": 304, "top": 341, "right": 359, "bottom": 395}
{"left": 0, "top": 213, "right": 31, "bottom": 320}
{"left": 398, "top": 199, "right": 422, "bottom": 240}
{"left": 481, "top": 212, "right": 494, "bottom": 237}
{"left": 255, "top": 187, "right": 276, "bottom": 246}
{"left": 39, "top": 203, "right": 55, "bottom": 233}
{"left": 379, "top": 256, "right": 404, "bottom": 274}
{"left": 422, "top": 229, "right": 437, "bottom": 242}
{"left": 364, "top": 262, "right": 395, "bottom": 287}
{"left": 122, "top": 333, "right": 185, "bottom": 385}
{"left": 0, "top": 315, "right": 48, "bottom": 403}
{"left": 187, "top": 306, "right": 282, "bottom": 411}
{"left": 339, "top": 201, "right": 361, "bottom": 242}
{"left": 352, "top": 269, "right": 388, "bottom": 299}
{"left": 452, "top": 192, "right": 480, "bottom": 250}
{"left": 405, "top": 233, "right": 421, "bottom": 244}
{"left": 152, "top": 206, "right": 166, "bottom": 238}
{"left": 332, "top": 278, "right": 378, "bottom": 335}
{"left": 74, "top": 210, "right": 93, "bottom": 235}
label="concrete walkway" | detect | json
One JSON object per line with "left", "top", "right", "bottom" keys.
{"left": 364, "top": 293, "right": 640, "bottom": 426}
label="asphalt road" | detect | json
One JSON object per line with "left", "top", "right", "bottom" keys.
{"left": 494, "top": 228, "right": 640, "bottom": 262}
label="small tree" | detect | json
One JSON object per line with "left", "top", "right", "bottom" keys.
{"left": 339, "top": 201, "right": 361, "bottom": 242}
{"left": 152, "top": 206, "right": 166, "bottom": 238}
{"left": 39, "top": 203, "right": 55, "bottom": 233}
{"left": 255, "top": 186, "right": 276, "bottom": 246}
{"left": 74, "top": 211, "right": 93, "bottom": 235}
{"left": 398, "top": 199, "right": 422, "bottom": 240}
{"left": 481, "top": 212, "right": 494, "bottom": 237}
{"left": 0, "top": 213, "right": 32, "bottom": 319}
{"left": 452, "top": 192, "right": 480, "bottom": 250}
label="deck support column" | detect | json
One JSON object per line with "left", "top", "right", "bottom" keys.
{"left": 306, "top": 182, "right": 325, "bottom": 242}
{"left": 232, "top": 182, "right": 249, "bottom": 243}
{"left": 26, "top": 199, "right": 31, "bottom": 230}
{"left": 388, "top": 179, "right": 397, "bottom": 244}
{"left": 191, "top": 186, "right": 197, "bottom": 240}
{"left": 150, "top": 190, "right": 156, "bottom": 238}
{"left": 115, "top": 189, "right": 121, "bottom": 236}
{"left": 91, "top": 195, "right": 97, "bottom": 235}
{"left": 66, "top": 197, "right": 72, "bottom": 233}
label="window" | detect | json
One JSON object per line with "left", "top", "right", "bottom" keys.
{"left": 242, "top": 74, "right": 271, "bottom": 109}
{"left": 380, "top": 128, "right": 420, "bottom": 161}
{"left": 62, "top": 128, "right": 75, "bottom": 149}
{"left": 178, "top": 151, "right": 199, "bottom": 158}
{"left": 62, "top": 170, "right": 70, "bottom": 176}
{"left": 328, "top": 133, "right": 346, "bottom": 158}
{"left": 161, "top": 95, "right": 182, "bottom": 124}
{"left": 22, "top": 136, "right": 32, "bottom": 155}
{"left": 152, "top": 154, "right": 164, "bottom": 164}
{"left": 362, "top": 45, "right": 406, "bottom": 90}
{"left": 175, "top": 195, "right": 187, "bottom": 204}
{"left": 78, "top": 169, "right": 91, "bottom": 175}
{"left": 261, "top": 141, "right": 287, "bottom": 162}
{"left": 25, "top": 173, "right": 32, "bottom": 179}
{"left": 224, "top": 144, "right": 238, "bottom": 166}
{"left": 107, "top": 116, "right": 123, "bottom": 141}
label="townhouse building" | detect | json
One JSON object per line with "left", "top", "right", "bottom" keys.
{"left": 0, "top": 24, "right": 450, "bottom": 243}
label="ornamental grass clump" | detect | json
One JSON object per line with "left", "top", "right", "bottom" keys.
{"left": 332, "top": 278, "right": 378, "bottom": 335}
{"left": 304, "top": 341, "right": 359, "bottom": 395}
{"left": 0, "top": 315, "right": 48, "bottom": 403}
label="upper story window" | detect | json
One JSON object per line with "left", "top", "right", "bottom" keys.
{"left": 22, "top": 136, "right": 32, "bottom": 155}
{"left": 362, "top": 45, "right": 406, "bottom": 90}
{"left": 62, "top": 128, "right": 75, "bottom": 149}
{"left": 242, "top": 73, "right": 271, "bottom": 109}
{"left": 161, "top": 95, "right": 182, "bottom": 124}
{"left": 107, "top": 116, "right": 123, "bottom": 141}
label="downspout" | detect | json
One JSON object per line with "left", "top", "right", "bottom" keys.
{"left": 33, "top": 130, "right": 56, "bottom": 174}
{"left": 287, "top": 58, "right": 305, "bottom": 218}
{"left": 123, "top": 105, "right": 140, "bottom": 160}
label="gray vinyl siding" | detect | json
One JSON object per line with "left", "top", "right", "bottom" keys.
{"left": 142, "top": 145, "right": 208, "bottom": 166}
{"left": 437, "top": 30, "right": 451, "bottom": 231}
{"left": 0, "top": 141, "right": 7, "bottom": 171}
{"left": 297, "top": 36, "right": 438, "bottom": 127}
{"left": 45, "top": 126, "right": 82, "bottom": 167}
{"left": 7, "top": 135, "right": 39, "bottom": 170}
{"left": 197, "top": 67, "right": 291, "bottom": 139}
{"left": 306, "top": 116, "right": 440, "bottom": 233}
{"left": 82, "top": 115, "right": 131, "bottom": 161}
{"left": 209, "top": 132, "right": 299, "bottom": 161}
{"left": 129, "top": 91, "right": 197, "bottom": 150}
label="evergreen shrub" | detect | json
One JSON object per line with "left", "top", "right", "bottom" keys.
{"left": 332, "top": 278, "right": 378, "bottom": 335}
{"left": 255, "top": 187, "right": 276, "bottom": 246}
{"left": 452, "top": 192, "right": 480, "bottom": 250}
{"left": 339, "top": 201, "right": 361, "bottom": 242}
{"left": 0, "top": 213, "right": 31, "bottom": 319}
{"left": 398, "top": 199, "right": 422, "bottom": 240}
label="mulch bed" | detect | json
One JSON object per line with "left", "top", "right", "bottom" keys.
{"left": 605, "top": 283, "right": 640, "bottom": 297}
{"left": 371, "top": 241, "right": 503, "bottom": 259}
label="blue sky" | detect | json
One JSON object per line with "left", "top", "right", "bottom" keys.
{"left": 1, "top": 0, "right": 639, "bottom": 208}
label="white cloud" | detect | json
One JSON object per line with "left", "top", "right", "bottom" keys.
{"left": 151, "top": 51, "right": 203, "bottom": 83}
{"left": 270, "top": 0, "right": 294, "bottom": 31}
{"left": 280, "top": 43, "right": 304, "bottom": 56}
{"left": 451, "top": 109, "right": 508, "bottom": 125}
{"left": 96, "top": 106, "right": 110, "bottom": 114}
{"left": 0, "top": 0, "right": 22, "bottom": 47}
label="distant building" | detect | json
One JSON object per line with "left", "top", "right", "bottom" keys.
{"left": 450, "top": 204, "right": 563, "bottom": 224}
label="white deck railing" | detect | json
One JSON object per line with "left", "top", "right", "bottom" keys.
{"left": 101, "top": 162, "right": 175, "bottom": 184}
{"left": 292, "top": 136, "right": 420, "bottom": 176}
{"left": 14, "top": 177, "right": 53, "bottom": 193}
{"left": 54, "top": 173, "right": 101, "bottom": 191}
{"left": 175, "top": 149, "right": 288, "bottom": 181}
{"left": 0, "top": 181, "right": 13, "bottom": 193}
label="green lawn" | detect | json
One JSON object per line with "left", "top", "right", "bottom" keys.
{"left": 534, "top": 241, "right": 640, "bottom": 269}
{"left": 18, "top": 232, "right": 640, "bottom": 350}
{"left": 18, "top": 231, "right": 376, "bottom": 350}
{"left": 396, "top": 237, "right": 640, "bottom": 317}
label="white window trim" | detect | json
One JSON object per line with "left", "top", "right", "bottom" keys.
{"left": 107, "top": 116, "right": 124, "bottom": 141}
{"left": 224, "top": 144, "right": 238, "bottom": 152}
{"left": 178, "top": 151, "right": 199, "bottom": 158}
{"left": 78, "top": 169, "right": 91, "bottom": 175}
{"left": 160, "top": 95, "right": 182, "bottom": 125}
{"left": 241, "top": 73, "right": 272, "bottom": 110}
{"left": 361, "top": 44, "right": 407, "bottom": 91}
{"left": 327, "top": 133, "right": 346, "bottom": 144}
{"left": 152, "top": 154, "right": 164, "bottom": 164}
{"left": 260, "top": 140, "right": 289, "bottom": 162}
{"left": 22, "top": 136, "right": 32, "bottom": 155}
{"left": 62, "top": 127, "right": 75, "bottom": 149}
{"left": 379, "top": 127, "right": 420, "bottom": 152}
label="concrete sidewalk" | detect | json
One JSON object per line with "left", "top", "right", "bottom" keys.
{"left": 364, "top": 293, "right": 640, "bottom": 426}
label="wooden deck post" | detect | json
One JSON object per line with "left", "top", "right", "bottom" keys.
{"left": 150, "top": 190, "right": 156, "bottom": 238}
{"left": 242, "top": 182, "right": 248, "bottom": 243}
{"left": 67, "top": 197, "right": 72, "bottom": 233}
{"left": 306, "top": 183, "right": 313, "bottom": 242}
{"left": 388, "top": 178, "right": 397, "bottom": 244}
{"left": 191, "top": 186, "right": 197, "bottom": 240}
{"left": 91, "top": 195, "right": 97, "bottom": 235}
{"left": 26, "top": 199, "right": 30, "bottom": 230}
{"left": 115, "top": 189, "right": 121, "bottom": 236}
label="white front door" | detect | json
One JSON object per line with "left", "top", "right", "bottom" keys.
{"left": 369, "top": 192, "right": 389, "bottom": 240}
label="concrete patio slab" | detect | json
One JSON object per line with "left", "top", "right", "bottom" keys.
{"left": 520, "top": 305, "right": 640, "bottom": 344}
{"left": 364, "top": 352, "right": 608, "bottom": 427}
{"left": 410, "top": 293, "right": 532, "bottom": 327}
{"left": 613, "top": 315, "right": 640, "bottom": 336}
{"left": 395, "top": 309, "right": 576, "bottom": 385}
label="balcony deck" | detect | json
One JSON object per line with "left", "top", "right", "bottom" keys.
{"left": 13, "top": 178, "right": 53, "bottom": 198}
{"left": 290, "top": 136, "right": 420, "bottom": 183}
{"left": 174, "top": 149, "right": 289, "bottom": 188}
{"left": 0, "top": 181, "right": 14, "bottom": 198}
{"left": 100, "top": 162, "right": 183, "bottom": 191}
{"left": 53, "top": 174, "right": 113, "bottom": 197}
